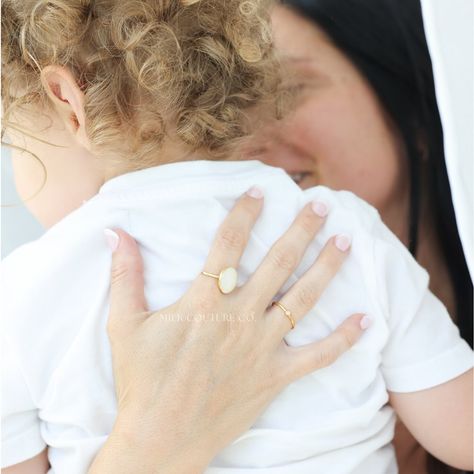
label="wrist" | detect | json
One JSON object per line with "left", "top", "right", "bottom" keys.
{"left": 106, "top": 407, "right": 216, "bottom": 473}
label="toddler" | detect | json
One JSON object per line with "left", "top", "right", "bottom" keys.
{"left": 1, "top": 1, "right": 472, "bottom": 473}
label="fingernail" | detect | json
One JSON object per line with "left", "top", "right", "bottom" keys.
{"left": 360, "top": 315, "right": 372, "bottom": 330}
{"left": 311, "top": 200, "right": 328, "bottom": 217}
{"left": 246, "top": 186, "right": 264, "bottom": 199}
{"left": 104, "top": 228, "right": 119, "bottom": 252}
{"left": 335, "top": 234, "right": 352, "bottom": 252}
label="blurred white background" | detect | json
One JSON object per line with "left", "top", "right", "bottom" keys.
{"left": 1, "top": 147, "right": 44, "bottom": 258}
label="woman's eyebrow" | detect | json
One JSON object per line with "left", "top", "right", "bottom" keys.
{"left": 280, "top": 56, "right": 332, "bottom": 83}
{"left": 283, "top": 56, "right": 313, "bottom": 64}
{"left": 281, "top": 56, "right": 330, "bottom": 76}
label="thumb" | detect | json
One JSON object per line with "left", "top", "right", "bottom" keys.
{"left": 104, "top": 228, "right": 148, "bottom": 322}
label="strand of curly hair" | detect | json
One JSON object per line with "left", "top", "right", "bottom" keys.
{"left": 1, "top": 0, "right": 283, "bottom": 172}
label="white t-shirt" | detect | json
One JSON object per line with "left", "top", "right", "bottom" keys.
{"left": 1, "top": 160, "right": 472, "bottom": 473}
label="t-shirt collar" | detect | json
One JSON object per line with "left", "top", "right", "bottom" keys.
{"left": 99, "top": 159, "right": 272, "bottom": 195}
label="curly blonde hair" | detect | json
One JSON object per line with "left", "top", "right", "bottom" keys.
{"left": 1, "top": 0, "right": 281, "bottom": 169}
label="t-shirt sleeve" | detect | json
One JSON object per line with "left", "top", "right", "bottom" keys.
{"left": 372, "top": 219, "right": 473, "bottom": 393}
{"left": 1, "top": 338, "right": 46, "bottom": 467}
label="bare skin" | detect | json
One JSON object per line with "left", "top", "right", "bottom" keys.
{"left": 4, "top": 194, "right": 369, "bottom": 474}
{"left": 265, "top": 6, "right": 454, "bottom": 314}
{"left": 3, "top": 5, "right": 471, "bottom": 474}
{"left": 253, "top": 8, "right": 459, "bottom": 471}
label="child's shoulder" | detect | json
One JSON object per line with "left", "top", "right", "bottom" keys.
{"left": 1, "top": 195, "right": 112, "bottom": 336}
{"left": 303, "top": 184, "right": 430, "bottom": 315}
{"left": 3, "top": 194, "right": 105, "bottom": 274}
{"left": 304, "top": 183, "right": 418, "bottom": 265}
{"left": 304, "top": 184, "right": 381, "bottom": 226}
{"left": 299, "top": 184, "right": 386, "bottom": 249}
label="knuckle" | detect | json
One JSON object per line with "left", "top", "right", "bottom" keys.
{"left": 110, "top": 260, "right": 130, "bottom": 287}
{"left": 258, "top": 366, "right": 280, "bottom": 394}
{"left": 193, "top": 292, "right": 218, "bottom": 314}
{"left": 315, "top": 251, "right": 334, "bottom": 274}
{"left": 337, "top": 326, "right": 357, "bottom": 349}
{"left": 295, "top": 284, "right": 315, "bottom": 308}
{"left": 297, "top": 210, "right": 318, "bottom": 236}
{"left": 315, "top": 346, "right": 338, "bottom": 368}
{"left": 216, "top": 226, "right": 246, "bottom": 251}
{"left": 271, "top": 245, "right": 298, "bottom": 271}
{"left": 239, "top": 196, "right": 260, "bottom": 216}
{"left": 223, "top": 320, "right": 242, "bottom": 344}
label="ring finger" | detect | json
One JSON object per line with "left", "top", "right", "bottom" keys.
{"left": 266, "top": 234, "right": 352, "bottom": 336}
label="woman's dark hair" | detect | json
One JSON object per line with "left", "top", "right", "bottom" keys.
{"left": 283, "top": 0, "right": 472, "bottom": 472}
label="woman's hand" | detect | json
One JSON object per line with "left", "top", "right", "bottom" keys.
{"left": 89, "top": 190, "right": 370, "bottom": 474}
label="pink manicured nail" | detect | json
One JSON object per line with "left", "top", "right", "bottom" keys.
{"left": 246, "top": 186, "right": 264, "bottom": 199}
{"left": 104, "top": 228, "right": 119, "bottom": 252}
{"left": 311, "top": 200, "right": 329, "bottom": 217}
{"left": 360, "top": 315, "right": 372, "bottom": 330}
{"left": 335, "top": 234, "right": 352, "bottom": 252}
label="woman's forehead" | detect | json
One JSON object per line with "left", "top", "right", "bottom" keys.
{"left": 273, "top": 8, "right": 351, "bottom": 80}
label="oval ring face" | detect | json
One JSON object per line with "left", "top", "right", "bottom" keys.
{"left": 218, "top": 267, "right": 238, "bottom": 294}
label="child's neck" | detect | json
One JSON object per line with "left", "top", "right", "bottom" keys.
{"left": 102, "top": 142, "right": 219, "bottom": 183}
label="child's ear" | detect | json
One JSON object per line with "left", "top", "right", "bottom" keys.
{"left": 40, "top": 65, "right": 91, "bottom": 151}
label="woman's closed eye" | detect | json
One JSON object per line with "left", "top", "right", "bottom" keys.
{"left": 289, "top": 171, "right": 312, "bottom": 185}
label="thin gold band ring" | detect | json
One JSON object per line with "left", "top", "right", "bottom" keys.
{"left": 271, "top": 301, "right": 296, "bottom": 330}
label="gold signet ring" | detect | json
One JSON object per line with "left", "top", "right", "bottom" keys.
{"left": 201, "top": 267, "right": 238, "bottom": 294}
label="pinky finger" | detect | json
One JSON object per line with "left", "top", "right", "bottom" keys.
{"left": 283, "top": 313, "right": 371, "bottom": 383}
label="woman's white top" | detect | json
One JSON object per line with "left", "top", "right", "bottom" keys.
{"left": 2, "top": 161, "right": 472, "bottom": 473}
{"left": 421, "top": 0, "right": 474, "bottom": 277}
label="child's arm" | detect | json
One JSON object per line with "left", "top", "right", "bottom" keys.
{"left": 389, "top": 369, "right": 473, "bottom": 470}
{"left": 370, "top": 216, "right": 473, "bottom": 468}
{"left": 2, "top": 449, "right": 49, "bottom": 474}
